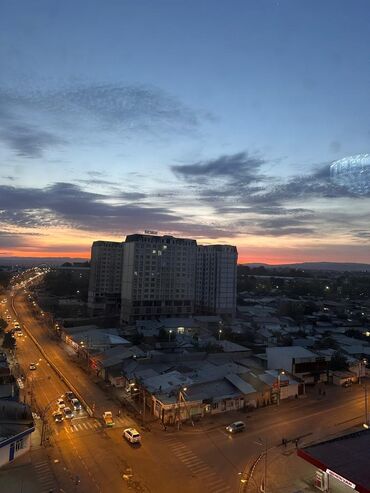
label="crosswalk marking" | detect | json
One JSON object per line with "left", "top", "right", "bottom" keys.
{"left": 175, "top": 451, "right": 195, "bottom": 459}
{"left": 165, "top": 437, "right": 231, "bottom": 493}
{"left": 33, "top": 459, "right": 56, "bottom": 493}
{"left": 188, "top": 462, "right": 208, "bottom": 470}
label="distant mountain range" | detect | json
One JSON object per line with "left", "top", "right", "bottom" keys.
{"left": 243, "top": 262, "right": 370, "bottom": 272}
{"left": 0, "top": 257, "right": 88, "bottom": 266}
{"left": 1, "top": 256, "right": 369, "bottom": 272}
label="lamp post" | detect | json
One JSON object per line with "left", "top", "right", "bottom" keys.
{"left": 218, "top": 329, "right": 222, "bottom": 341}
{"left": 80, "top": 339, "right": 90, "bottom": 371}
{"left": 363, "top": 384, "right": 369, "bottom": 429}
{"left": 177, "top": 386, "right": 188, "bottom": 430}
{"left": 359, "top": 358, "right": 367, "bottom": 385}
{"left": 254, "top": 438, "right": 268, "bottom": 493}
{"left": 168, "top": 329, "right": 173, "bottom": 343}
{"left": 277, "top": 370, "right": 285, "bottom": 406}
{"left": 129, "top": 381, "right": 146, "bottom": 426}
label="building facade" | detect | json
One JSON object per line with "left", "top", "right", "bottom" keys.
{"left": 120, "top": 234, "right": 197, "bottom": 323}
{"left": 88, "top": 240, "right": 124, "bottom": 314}
{"left": 87, "top": 234, "right": 238, "bottom": 322}
{"left": 196, "top": 245, "right": 237, "bottom": 318}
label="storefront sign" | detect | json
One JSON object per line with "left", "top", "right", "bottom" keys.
{"left": 326, "top": 469, "right": 356, "bottom": 489}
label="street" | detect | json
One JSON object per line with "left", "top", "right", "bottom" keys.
{"left": 3, "top": 286, "right": 368, "bottom": 493}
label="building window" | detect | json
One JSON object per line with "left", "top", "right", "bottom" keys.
{"left": 15, "top": 439, "right": 25, "bottom": 451}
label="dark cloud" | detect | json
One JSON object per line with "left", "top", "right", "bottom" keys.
{"left": 0, "top": 230, "right": 43, "bottom": 248}
{"left": 172, "top": 152, "right": 265, "bottom": 184}
{"left": 352, "top": 230, "right": 370, "bottom": 240}
{"left": 186, "top": 154, "right": 367, "bottom": 211}
{"left": 77, "top": 179, "right": 120, "bottom": 186}
{"left": 0, "top": 124, "right": 64, "bottom": 158}
{"left": 253, "top": 227, "right": 315, "bottom": 237}
{"left": 0, "top": 182, "right": 229, "bottom": 239}
{"left": 0, "top": 83, "right": 202, "bottom": 158}
{"left": 216, "top": 206, "right": 314, "bottom": 216}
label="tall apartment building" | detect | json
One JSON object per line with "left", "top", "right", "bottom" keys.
{"left": 120, "top": 234, "right": 197, "bottom": 323}
{"left": 87, "top": 234, "right": 238, "bottom": 322}
{"left": 88, "top": 240, "right": 124, "bottom": 314}
{"left": 196, "top": 245, "right": 238, "bottom": 318}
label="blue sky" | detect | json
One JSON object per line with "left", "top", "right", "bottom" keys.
{"left": 0, "top": 0, "right": 369, "bottom": 262}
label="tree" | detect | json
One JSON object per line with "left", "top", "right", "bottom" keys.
{"left": 329, "top": 351, "right": 348, "bottom": 371}
{"left": 0, "top": 318, "right": 8, "bottom": 333}
{"left": 313, "top": 336, "right": 338, "bottom": 350}
{"left": 2, "top": 331, "right": 16, "bottom": 349}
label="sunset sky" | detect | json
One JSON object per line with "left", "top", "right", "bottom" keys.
{"left": 1, "top": 0, "right": 370, "bottom": 264}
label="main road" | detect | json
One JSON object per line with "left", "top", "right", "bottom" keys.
{"left": 6, "top": 281, "right": 368, "bottom": 493}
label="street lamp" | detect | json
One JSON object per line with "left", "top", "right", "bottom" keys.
{"left": 254, "top": 438, "right": 268, "bottom": 493}
{"left": 218, "top": 329, "right": 222, "bottom": 341}
{"left": 359, "top": 358, "right": 367, "bottom": 384}
{"left": 363, "top": 384, "right": 369, "bottom": 429}
{"left": 177, "top": 386, "right": 190, "bottom": 430}
{"left": 277, "top": 370, "right": 285, "bottom": 406}
{"left": 168, "top": 329, "right": 173, "bottom": 343}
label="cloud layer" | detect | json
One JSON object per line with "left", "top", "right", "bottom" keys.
{"left": 0, "top": 83, "right": 202, "bottom": 158}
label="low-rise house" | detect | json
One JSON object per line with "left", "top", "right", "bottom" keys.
{"left": 332, "top": 371, "right": 358, "bottom": 386}
{"left": 119, "top": 355, "right": 276, "bottom": 424}
{"left": 0, "top": 401, "right": 34, "bottom": 467}
{"left": 90, "top": 345, "right": 146, "bottom": 384}
{"left": 63, "top": 326, "right": 131, "bottom": 355}
{"left": 266, "top": 346, "right": 331, "bottom": 384}
{"left": 259, "top": 369, "right": 303, "bottom": 401}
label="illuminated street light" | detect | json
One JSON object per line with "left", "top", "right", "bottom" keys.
{"left": 168, "top": 329, "right": 173, "bottom": 343}
{"left": 359, "top": 358, "right": 367, "bottom": 384}
{"left": 277, "top": 370, "right": 285, "bottom": 406}
{"left": 218, "top": 329, "right": 222, "bottom": 341}
{"left": 363, "top": 384, "right": 369, "bottom": 429}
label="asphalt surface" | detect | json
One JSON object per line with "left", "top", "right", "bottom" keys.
{"left": 3, "top": 282, "right": 368, "bottom": 493}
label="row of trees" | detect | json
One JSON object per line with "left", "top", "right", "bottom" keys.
{"left": 0, "top": 318, "right": 16, "bottom": 349}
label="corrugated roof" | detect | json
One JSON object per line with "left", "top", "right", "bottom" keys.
{"left": 225, "top": 374, "right": 256, "bottom": 395}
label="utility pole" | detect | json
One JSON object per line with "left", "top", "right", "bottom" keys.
{"left": 364, "top": 384, "right": 369, "bottom": 428}
{"left": 142, "top": 391, "right": 146, "bottom": 426}
{"left": 264, "top": 439, "right": 267, "bottom": 493}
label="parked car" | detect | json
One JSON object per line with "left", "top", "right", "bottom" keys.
{"left": 65, "top": 391, "right": 76, "bottom": 402}
{"left": 71, "top": 398, "right": 82, "bottom": 411}
{"left": 29, "top": 363, "right": 37, "bottom": 371}
{"left": 53, "top": 411, "right": 64, "bottom": 423}
{"left": 123, "top": 428, "right": 141, "bottom": 444}
{"left": 226, "top": 421, "right": 246, "bottom": 434}
{"left": 64, "top": 407, "right": 74, "bottom": 419}
{"left": 57, "top": 398, "right": 66, "bottom": 410}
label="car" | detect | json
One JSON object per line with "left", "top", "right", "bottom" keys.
{"left": 63, "top": 407, "right": 74, "bottom": 419}
{"left": 15, "top": 331, "right": 23, "bottom": 337}
{"left": 53, "top": 411, "right": 64, "bottom": 423}
{"left": 71, "top": 398, "right": 82, "bottom": 411}
{"left": 29, "top": 363, "right": 37, "bottom": 371}
{"left": 103, "top": 411, "right": 114, "bottom": 427}
{"left": 65, "top": 391, "right": 76, "bottom": 402}
{"left": 57, "top": 398, "right": 66, "bottom": 409}
{"left": 226, "top": 421, "right": 246, "bottom": 434}
{"left": 123, "top": 428, "right": 141, "bottom": 444}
